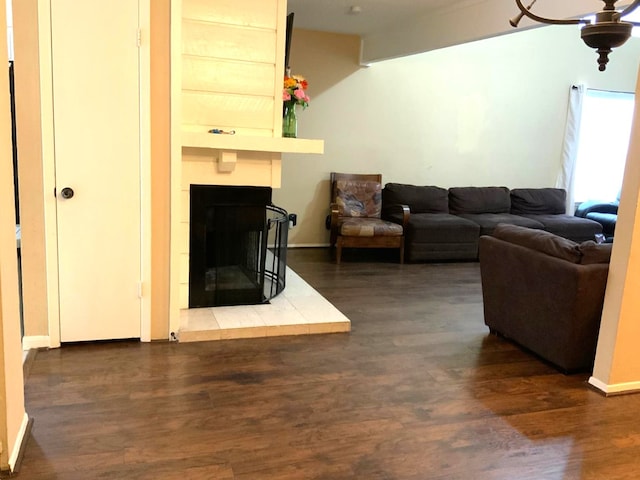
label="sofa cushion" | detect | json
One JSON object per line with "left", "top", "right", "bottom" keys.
{"left": 510, "top": 188, "right": 566, "bottom": 215}
{"left": 383, "top": 183, "right": 449, "bottom": 213}
{"left": 579, "top": 241, "right": 612, "bottom": 264}
{"left": 492, "top": 223, "right": 582, "bottom": 263}
{"left": 458, "top": 213, "right": 544, "bottom": 236}
{"left": 406, "top": 213, "right": 480, "bottom": 243}
{"left": 401, "top": 213, "right": 480, "bottom": 261}
{"left": 520, "top": 214, "right": 603, "bottom": 243}
{"left": 335, "top": 180, "right": 381, "bottom": 218}
{"left": 449, "top": 187, "right": 511, "bottom": 214}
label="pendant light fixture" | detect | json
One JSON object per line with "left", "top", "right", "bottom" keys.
{"left": 510, "top": 0, "right": 640, "bottom": 71}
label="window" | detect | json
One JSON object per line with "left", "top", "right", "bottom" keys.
{"left": 573, "top": 89, "right": 634, "bottom": 203}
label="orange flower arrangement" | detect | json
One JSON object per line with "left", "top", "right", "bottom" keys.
{"left": 283, "top": 74, "right": 310, "bottom": 109}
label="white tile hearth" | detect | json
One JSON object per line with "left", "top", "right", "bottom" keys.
{"left": 178, "top": 267, "right": 350, "bottom": 342}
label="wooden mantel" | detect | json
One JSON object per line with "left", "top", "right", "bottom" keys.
{"left": 182, "top": 131, "right": 324, "bottom": 173}
{"left": 182, "top": 131, "right": 324, "bottom": 155}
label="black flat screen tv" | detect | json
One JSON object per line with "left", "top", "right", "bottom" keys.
{"left": 285, "top": 12, "right": 294, "bottom": 73}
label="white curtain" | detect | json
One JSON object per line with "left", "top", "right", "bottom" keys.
{"left": 556, "top": 84, "right": 585, "bottom": 214}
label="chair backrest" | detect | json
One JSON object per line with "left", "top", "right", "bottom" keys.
{"left": 330, "top": 172, "right": 383, "bottom": 219}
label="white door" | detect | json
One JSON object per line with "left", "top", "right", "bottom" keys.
{"left": 52, "top": 0, "right": 142, "bottom": 342}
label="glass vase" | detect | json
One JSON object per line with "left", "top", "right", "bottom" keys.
{"left": 283, "top": 103, "right": 297, "bottom": 138}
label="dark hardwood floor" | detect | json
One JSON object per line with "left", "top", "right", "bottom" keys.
{"left": 19, "top": 248, "right": 640, "bottom": 479}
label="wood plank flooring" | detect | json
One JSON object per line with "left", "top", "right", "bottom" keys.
{"left": 19, "top": 248, "right": 640, "bottom": 479}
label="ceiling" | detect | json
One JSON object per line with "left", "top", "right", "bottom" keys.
{"left": 286, "top": 0, "right": 452, "bottom": 36}
{"left": 286, "top": 0, "right": 620, "bottom": 64}
{"left": 287, "top": 0, "right": 636, "bottom": 38}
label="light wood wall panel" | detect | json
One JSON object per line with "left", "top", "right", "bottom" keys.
{"left": 181, "top": 151, "right": 278, "bottom": 187}
{"left": 182, "top": 0, "right": 277, "bottom": 28}
{"left": 179, "top": 222, "right": 189, "bottom": 253}
{"left": 182, "top": 57, "right": 275, "bottom": 96}
{"left": 182, "top": 21, "right": 276, "bottom": 63}
{"left": 180, "top": 189, "right": 190, "bottom": 221}
{"left": 182, "top": 92, "right": 274, "bottom": 130}
{"left": 181, "top": 0, "right": 282, "bottom": 137}
{"left": 179, "top": 250, "right": 189, "bottom": 307}
{"left": 179, "top": 281, "right": 189, "bottom": 309}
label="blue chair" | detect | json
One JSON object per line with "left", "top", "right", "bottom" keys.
{"left": 575, "top": 195, "right": 619, "bottom": 242}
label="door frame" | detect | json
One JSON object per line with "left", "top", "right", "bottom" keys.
{"left": 38, "top": 0, "right": 151, "bottom": 345}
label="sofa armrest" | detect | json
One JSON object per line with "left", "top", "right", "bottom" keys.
{"left": 382, "top": 203, "right": 410, "bottom": 229}
{"left": 575, "top": 200, "right": 619, "bottom": 217}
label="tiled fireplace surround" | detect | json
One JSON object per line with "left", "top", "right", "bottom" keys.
{"left": 176, "top": 154, "right": 351, "bottom": 343}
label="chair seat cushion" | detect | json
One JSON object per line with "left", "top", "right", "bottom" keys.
{"left": 339, "top": 218, "right": 403, "bottom": 237}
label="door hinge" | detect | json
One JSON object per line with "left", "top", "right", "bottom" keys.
{"left": 136, "top": 28, "right": 141, "bottom": 47}
{"left": 137, "top": 282, "right": 143, "bottom": 298}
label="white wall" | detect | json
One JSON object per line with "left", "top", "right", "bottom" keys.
{"left": 273, "top": 25, "right": 640, "bottom": 246}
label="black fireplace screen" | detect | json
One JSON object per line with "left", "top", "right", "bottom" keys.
{"left": 189, "top": 185, "right": 288, "bottom": 308}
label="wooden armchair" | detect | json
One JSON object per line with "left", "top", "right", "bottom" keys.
{"left": 329, "top": 172, "right": 409, "bottom": 264}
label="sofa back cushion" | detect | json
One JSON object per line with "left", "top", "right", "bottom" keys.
{"left": 335, "top": 179, "right": 382, "bottom": 218}
{"left": 492, "top": 223, "right": 582, "bottom": 263}
{"left": 511, "top": 188, "right": 566, "bottom": 215}
{"left": 449, "top": 187, "right": 510, "bottom": 214}
{"left": 383, "top": 183, "right": 449, "bottom": 213}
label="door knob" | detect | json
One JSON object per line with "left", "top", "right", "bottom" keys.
{"left": 60, "top": 187, "right": 74, "bottom": 199}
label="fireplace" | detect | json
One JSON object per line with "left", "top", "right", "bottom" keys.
{"left": 189, "top": 185, "right": 289, "bottom": 308}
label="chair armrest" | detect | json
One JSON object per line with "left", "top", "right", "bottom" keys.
{"left": 330, "top": 203, "right": 340, "bottom": 228}
{"left": 327, "top": 202, "right": 342, "bottom": 246}
{"left": 382, "top": 203, "right": 410, "bottom": 229}
{"left": 575, "top": 200, "right": 619, "bottom": 217}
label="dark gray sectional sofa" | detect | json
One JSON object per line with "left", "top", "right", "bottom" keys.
{"left": 382, "top": 184, "right": 603, "bottom": 262}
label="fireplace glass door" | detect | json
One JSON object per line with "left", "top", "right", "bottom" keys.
{"left": 189, "top": 185, "right": 287, "bottom": 308}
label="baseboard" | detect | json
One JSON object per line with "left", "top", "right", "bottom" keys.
{"left": 288, "top": 243, "right": 329, "bottom": 248}
{"left": 22, "top": 335, "right": 50, "bottom": 350}
{"left": 8, "top": 413, "right": 32, "bottom": 473}
{"left": 588, "top": 376, "right": 640, "bottom": 396}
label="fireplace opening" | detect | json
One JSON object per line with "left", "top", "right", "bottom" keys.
{"left": 189, "top": 185, "right": 289, "bottom": 308}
